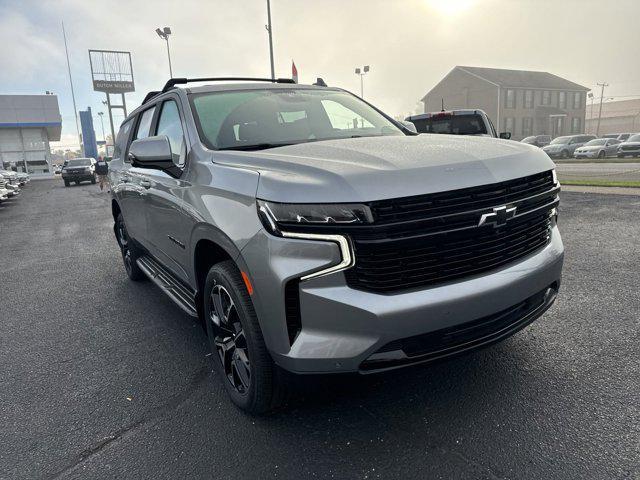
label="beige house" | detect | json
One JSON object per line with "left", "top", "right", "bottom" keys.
{"left": 585, "top": 98, "right": 640, "bottom": 136}
{"left": 421, "top": 66, "right": 589, "bottom": 140}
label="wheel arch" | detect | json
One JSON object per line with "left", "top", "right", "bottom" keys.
{"left": 190, "top": 224, "right": 246, "bottom": 323}
{"left": 111, "top": 199, "right": 121, "bottom": 221}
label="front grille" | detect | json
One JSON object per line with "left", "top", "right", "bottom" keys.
{"left": 620, "top": 145, "right": 640, "bottom": 151}
{"left": 344, "top": 170, "right": 558, "bottom": 293}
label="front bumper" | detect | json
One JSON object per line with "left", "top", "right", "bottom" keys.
{"left": 62, "top": 173, "right": 94, "bottom": 181}
{"left": 574, "top": 151, "right": 598, "bottom": 159}
{"left": 618, "top": 149, "right": 640, "bottom": 156}
{"left": 240, "top": 226, "right": 564, "bottom": 374}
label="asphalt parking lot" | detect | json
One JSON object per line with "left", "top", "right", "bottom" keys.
{"left": 1, "top": 179, "right": 638, "bottom": 480}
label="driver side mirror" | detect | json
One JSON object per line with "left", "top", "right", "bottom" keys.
{"left": 128, "top": 136, "right": 179, "bottom": 176}
{"left": 399, "top": 120, "right": 418, "bottom": 134}
{"left": 499, "top": 132, "right": 511, "bottom": 139}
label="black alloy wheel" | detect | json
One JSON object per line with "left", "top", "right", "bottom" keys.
{"left": 203, "top": 260, "right": 288, "bottom": 414}
{"left": 210, "top": 284, "right": 251, "bottom": 395}
{"left": 115, "top": 213, "right": 145, "bottom": 281}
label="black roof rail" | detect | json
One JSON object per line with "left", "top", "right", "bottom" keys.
{"left": 142, "top": 91, "right": 161, "bottom": 104}
{"left": 161, "top": 77, "right": 296, "bottom": 93}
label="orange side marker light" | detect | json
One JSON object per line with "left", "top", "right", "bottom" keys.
{"left": 241, "top": 271, "right": 254, "bottom": 295}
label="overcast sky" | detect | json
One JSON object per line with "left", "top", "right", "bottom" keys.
{"left": 1, "top": 0, "right": 639, "bottom": 148}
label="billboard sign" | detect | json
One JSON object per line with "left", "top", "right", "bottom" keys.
{"left": 89, "top": 50, "right": 135, "bottom": 94}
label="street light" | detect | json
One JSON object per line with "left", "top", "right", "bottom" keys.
{"left": 97, "top": 111, "right": 106, "bottom": 152}
{"left": 156, "top": 26, "right": 173, "bottom": 77}
{"left": 354, "top": 65, "right": 370, "bottom": 98}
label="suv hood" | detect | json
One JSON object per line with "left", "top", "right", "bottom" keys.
{"left": 213, "top": 135, "right": 555, "bottom": 203}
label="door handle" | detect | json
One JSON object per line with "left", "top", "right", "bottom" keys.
{"left": 140, "top": 180, "right": 151, "bottom": 189}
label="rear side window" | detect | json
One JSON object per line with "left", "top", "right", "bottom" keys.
{"left": 134, "top": 107, "right": 156, "bottom": 140}
{"left": 113, "top": 119, "right": 134, "bottom": 160}
{"left": 156, "top": 100, "right": 186, "bottom": 167}
{"left": 413, "top": 115, "right": 488, "bottom": 135}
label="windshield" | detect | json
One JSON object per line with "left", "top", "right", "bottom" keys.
{"left": 412, "top": 114, "right": 488, "bottom": 135}
{"left": 628, "top": 134, "right": 640, "bottom": 142}
{"left": 550, "top": 136, "right": 570, "bottom": 145}
{"left": 66, "top": 159, "right": 92, "bottom": 167}
{"left": 584, "top": 139, "right": 607, "bottom": 146}
{"left": 190, "top": 88, "right": 404, "bottom": 150}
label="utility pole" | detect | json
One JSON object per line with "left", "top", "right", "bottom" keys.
{"left": 266, "top": 0, "right": 275, "bottom": 79}
{"left": 62, "top": 21, "right": 82, "bottom": 153}
{"left": 587, "top": 92, "right": 594, "bottom": 134}
{"left": 596, "top": 82, "right": 609, "bottom": 137}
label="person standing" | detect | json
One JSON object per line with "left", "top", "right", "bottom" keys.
{"left": 95, "top": 157, "right": 109, "bottom": 192}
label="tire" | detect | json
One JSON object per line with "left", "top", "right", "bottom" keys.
{"left": 598, "top": 150, "right": 605, "bottom": 159}
{"left": 64, "top": 180, "right": 69, "bottom": 187}
{"left": 91, "top": 175, "right": 96, "bottom": 184}
{"left": 115, "top": 213, "right": 146, "bottom": 281}
{"left": 617, "top": 154, "right": 624, "bottom": 158}
{"left": 204, "top": 260, "right": 287, "bottom": 414}
{"left": 75, "top": 181, "right": 80, "bottom": 185}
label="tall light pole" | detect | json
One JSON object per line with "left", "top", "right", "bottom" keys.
{"left": 265, "top": 0, "right": 275, "bottom": 79}
{"left": 97, "top": 111, "right": 106, "bottom": 155}
{"left": 595, "top": 82, "right": 609, "bottom": 137}
{"left": 61, "top": 21, "right": 82, "bottom": 153}
{"left": 355, "top": 65, "right": 370, "bottom": 98}
{"left": 156, "top": 27, "right": 173, "bottom": 77}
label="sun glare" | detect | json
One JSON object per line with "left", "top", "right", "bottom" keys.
{"left": 425, "top": 0, "right": 476, "bottom": 16}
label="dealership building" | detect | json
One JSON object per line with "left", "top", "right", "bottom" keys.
{"left": 0, "top": 94, "right": 62, "bottom": 174}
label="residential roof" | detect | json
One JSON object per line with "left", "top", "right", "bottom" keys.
{"left": 457, "top": 66, "right": 590, "bottom": 91}
{"left": 585, "top": 98, "right": 640, "bottom": 120}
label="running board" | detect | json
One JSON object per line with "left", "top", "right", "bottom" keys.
{"left": 137, "top": 255, "right": 198, "bottom": 317}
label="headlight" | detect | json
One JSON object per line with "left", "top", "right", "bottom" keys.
{"left": 257, "top": 200, "right": 373, "bottom": 234}
{"left": 552, "top": 169, "right": 559, "bottom": 186}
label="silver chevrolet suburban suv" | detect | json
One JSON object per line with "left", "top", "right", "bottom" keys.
{"left": 110, "top": 78, "right": 563, "bottom": 413}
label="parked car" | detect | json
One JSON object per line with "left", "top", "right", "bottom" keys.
{"left": 521, "top": 135, "right": 551, "bottom": 148}
{"left": 0, "top": 170, "right": 20, "bottom": 197}
{"left": 61, "top": 158, "right": 97, "bottom": 186}
{"left": 617, "top": 134, "right": 640, "bottom": 158}
{"left": 574, "top": 138, "right": 621, "bottom": 159}
{"left": 0, "top": 177, "right": 10, "bottom": 202}
{"left": 602, "top": 133, "right": 635, "bottom": 142}
{"left": 110, "top": 77, "right": 563, "bottom": 413}
{"left": 405, "top": 109, "right": 511, "bottom": 139}
{"left": 14, "top": 172, "right": 30, "bottom": 186}
{"left": 542, "top": 134, "right": 596, "bottom": 159}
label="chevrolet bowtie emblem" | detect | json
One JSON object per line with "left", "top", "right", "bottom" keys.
{"left": 478, "top": 205, "right": 517, "bottom": 228}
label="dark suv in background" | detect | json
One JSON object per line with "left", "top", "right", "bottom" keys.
{"left": 110, "top": 77, "right": 563, "bottom": 413}
{"left": 62, "top": 158, "right": 96, "bottom": 186}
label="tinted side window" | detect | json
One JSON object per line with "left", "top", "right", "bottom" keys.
{"left": 156, "top": 100, "right": 186, "bottom": 167}
{"left": 113, "top": 119, "right": 134, "bottom": 159}
{"left": 134, "top": 107, "right": 156, "bottom": 140}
